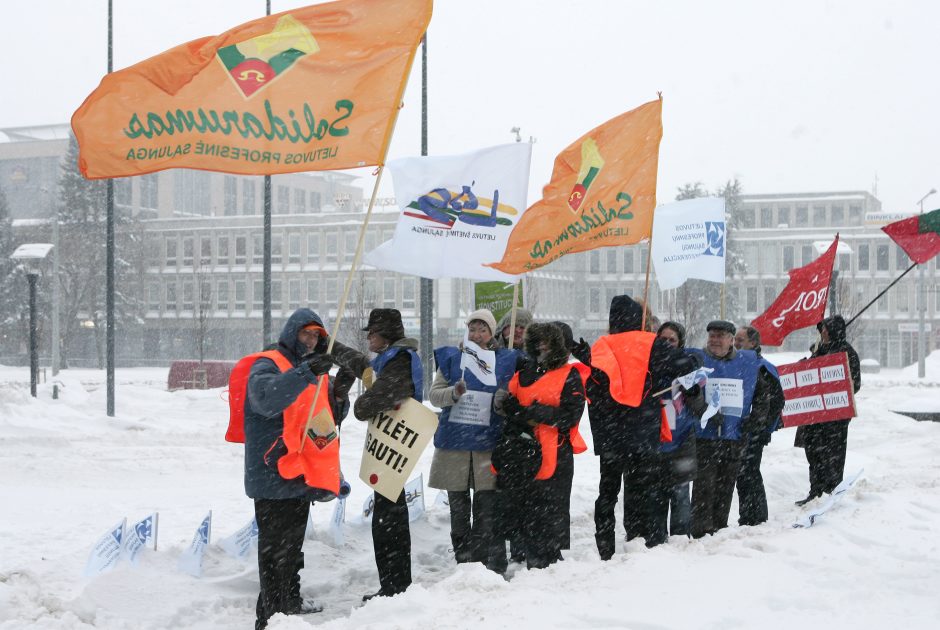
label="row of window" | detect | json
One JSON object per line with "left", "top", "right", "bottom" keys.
{"left": 587, "top": 246, "right": 649, "bottom": 275}
{"left": 735, "top": 281, "right": 935, "bottom": 316}
{"left": 739, "top": 203, "right": 865, "bottom": 229}
{"left": 147, "top": 276, "right": 418, "bottom": 314}
{"left": 756, "top": 241, "right": 929, "bottom": 275}
{"left": 154, "top": 229, "right": 392, "bottom": 269}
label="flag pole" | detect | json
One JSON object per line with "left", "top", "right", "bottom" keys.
{"left": 508, "top": 282, "right": 520, "bottom": 348}
{"left": 153, "top": 512, "right": 159, "bottom": 551}
{"left": 641, "top": 242, "right": 653, "bottom": 331}
{"left": 845, "top": 262, "right": 917, "bottom": 327}
{"left": 720, "top": 284, "right": 726, "bottom": 319}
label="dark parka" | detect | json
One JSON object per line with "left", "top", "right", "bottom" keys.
{"left": 244, "top": 308, "right": 354, "bottom": 500}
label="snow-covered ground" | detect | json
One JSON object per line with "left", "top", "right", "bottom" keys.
{"left": 2, "top": 353, "right": 939, "bottom": 630}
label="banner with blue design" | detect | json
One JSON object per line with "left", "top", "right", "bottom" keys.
{"left": 651, "top": 197, "right": 726, "bottom": 289}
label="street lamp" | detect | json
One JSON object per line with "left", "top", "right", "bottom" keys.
{"left": 11, "top": 243, "right": 53, "bottom": 397}
{"left": 916, "top": 188, "right": 936, "bottom": 379}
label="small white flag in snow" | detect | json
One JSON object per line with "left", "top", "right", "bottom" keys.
{"left": 460, "top": 331, "right": 497, "bottom": 387}
{"left": 364, "top": 143, "right": 532, "bottom": 282}
{"left": 651, "top": 197, "right": 726, "bottom": 290}
{"left": 361, "top": 493, "right": 375, "bottom": 524}
{"left": 121, "top": 513, "right": 157, "bottom": 565}
{"left": 218, "top": 517, "right": 258, "bottom": 560}
{"left": 177, "top": 511, "right": 211, "bottom": 577}
{"left": 434, "top": 490, "right": 449, "bottom": 509}
{"left": 84, "top": 518, "right": 125, "bottom": 577}
{"left": 330, "top": 498, "right": 346, "bottom": 546}
{"left": 404, "top": 474, "right": 426, "bottom": 523}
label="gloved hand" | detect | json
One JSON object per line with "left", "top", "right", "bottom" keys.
{"left": 499, "top": 392, "right": 523, "bottom": 420}
{"left": 453, "top": 379, "right": 467, "bottom": 400}
{"left": 307, "top": 353, "right": 334, "bottom": 376}
{"left": 527, "top": 402, "right": 555, "bottom": 425}
{"left": 571, "top": 337, "right": 591, "bottom": 365}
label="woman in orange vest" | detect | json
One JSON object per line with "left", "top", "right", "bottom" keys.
{"left": 493, "top": 322, "right": 588, "bottom": 570}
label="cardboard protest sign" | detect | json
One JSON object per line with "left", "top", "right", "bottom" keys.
{"left": 777, "top": 352, "right": 857, "bottom": 428}
{"left": 359, "top": 398, "right": 438, "bottom": 501}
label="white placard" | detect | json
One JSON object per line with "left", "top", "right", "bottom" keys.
{"left": 448, "top": 390, "right": 494, "bottom": 426}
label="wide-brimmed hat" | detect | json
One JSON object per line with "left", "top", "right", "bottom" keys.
{"left": 362, "top": 308, "right": 405, "bottom": 341}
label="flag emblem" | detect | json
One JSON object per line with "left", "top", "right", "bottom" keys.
{"left": 405, "top": 184, "right": 518, "bottom": 229}
{"left": 703, "top": 221, "right": 725, "bottom": 256}
{"left": 216, "top": 14, "right": 320, "bottom": 98}
{"left": 567, "top": 137, "right": 605, "bottom": 213}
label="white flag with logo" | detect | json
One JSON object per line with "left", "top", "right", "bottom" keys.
{"left": 651, "top": 197, "right": 726, "bottom": 289}
{"left": 330, "top": 498, "right": 346, "bottom": 547}
{"left": 121, "top": 513, "right": 157, "bottom": 565}
{"left": 218, "top": 517, "right": 258, "bottom": 560}
{"left": 177, "top": 511, "right": 211, "bottom": 577}
{"left": 364, "top": 143, "right": 532, "bottom": 281}
{"left": 84, "top": 518, "right": 125, "bottom": 577}
{"left": 459, "top": 331, "right": 497, "bottom": 386}
{"left": 404, "top": 475, "right": 426, "bottom": 523}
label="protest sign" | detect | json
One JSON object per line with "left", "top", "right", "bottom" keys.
{"left": 359, "top": 399, "right": 438, "bottom": 501}
{"left": 777, "top": 352, "right": 857, "bottom": 427}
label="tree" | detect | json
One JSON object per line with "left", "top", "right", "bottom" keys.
{"left": 0, "top": 186, "right": 28, "bottom": 355}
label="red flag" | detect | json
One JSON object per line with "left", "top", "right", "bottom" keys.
{"left": 751, "top": 236, "right": 839, "bottom": 346}
{"left": 881, "top": 208, "right": 940, "bottom": 264}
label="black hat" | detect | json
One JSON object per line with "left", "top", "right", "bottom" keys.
{"left": 362, "top": 308, "right": 405, "bottom": 341}
{"left": 609, "top": 295, "right": 644, "bottom": 334}
{"left": 706, "top": 320, "right": 736, "bottom": 335}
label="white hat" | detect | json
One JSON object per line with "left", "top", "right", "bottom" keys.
{"left": 466, "top": 309, "right": 498, "bottom": 336}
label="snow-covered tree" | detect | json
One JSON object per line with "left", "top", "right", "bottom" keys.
{"left": 0, "top": 186, "right": 27, "bottom": 353}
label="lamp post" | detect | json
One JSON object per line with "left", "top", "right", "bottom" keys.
{"left": 916, "top": 188, "right": 936, "bottom": 379}
{"left": 11, "top": 243, "right": 53, "bottom": 397}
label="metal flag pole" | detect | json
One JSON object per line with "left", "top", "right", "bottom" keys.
{"left": 419, "top": 33, "right": 434, "bottom": 398}
{"left": 106, "top": 0, "right": 115, "bottom": 416}
{"left": 262, "top": 0, "right": 273, "bottom": 346}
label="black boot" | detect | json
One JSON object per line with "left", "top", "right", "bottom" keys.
{"left": 795, "top": 492, "right": 821, "bottom": 506}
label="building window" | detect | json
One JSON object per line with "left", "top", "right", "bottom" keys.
{"left": 857, "top": 243, "right": 869, "bottom": 271}
{"left": 182, "top": 281, "right": 194, "bottom": 311}
{"left": 605, "top": 287, "right": 618, "bottom": 312}
{"left": 140, "top": 174, "right": 159, "bottom": 209}
{"left": 253, "top": 280, "right": 263, "bottom": 311}
{"left": 182, "top": 237, "right": 193, "bottom": 267}
{"left": 623, "top": 250, "right": 634, "bottom": 274}
{"left": 763, "top": 285, "right": 776, "bottom": 310}
{"left": 746, "top": 286, "right": 758, "bottom": 312}
{"left": 217, "top": 280, "right": 229, "bottom": 311}
{"left": 812, "top": 205, "right": 826, "bottom": 227}
{"left": 760, "top": 207, "right": 773, "bottom": 228}
{"left": 838, "top": 253, "right": 850, "bottom": 272}
{"left": 740, "top": 209, "right": 755, "bottom": 229}
{"left": 640, "top": 246, "right": 649, "bottom": 273}
{"left": 795, "top": 205, "right": 808, "bottom": 227}
{"left": 272, "top": 235, "right": 283, "bottom": 265}
{"left": 344, "top": 231, "right": 356, "bottom": 262}
{"left": 310, "top": 191, "right": 322, "bottom": 212}
{"left": 174, "top": 170, "right": 210, "bottom": 216}
{"left": 849, "top": 205, "right": 862, "bottom": 225}
{"left": 589, "top": 287, "right": 600, "bottom": 314}
{"left": 242, "top": 180, "right": 256, "bottom": 214}
{"left": 307, "top": 234, "right": 320, "bottom": 264}
{"left": 606, "top": 249, "right": 617, "bottom": 274}
{"left": 306, "top": 279, "right": 319, "bottom": 307}
{"left": 876, "top": 245, "right": 889, "bottom": 271}
{"left": 224, "top": 176, "right": 237, "bottom": 215}
{"left": 831, "top": 205, "right": 844, "bottom": 225}
{"left": 289, "top": 279, "right": 302, "bottom": 309}
{"left": 801, "top": 245, "right": 814, "bottom": 266}
{"left": 288, "top": 234, "right": 301, "bottom": 263}
{"left": 235, "top": 236, "right": 247, "bottom": 265}
{"left": 383, "top": 278, "right": 396, "bottom": 308}
{"left": 253, "top": 234, "right": 263, "bottom": 265}
{"left": 198, "top": 281, "right": 212, "bottom": 311}
{"left": 325, "top": 232, "right": 338, "bottom": 262}
{"left": 148, "top": 284, "right": 160, "bottom": 311}
{"left": 200, "top": 237, "right": 212, "bottom": 265}
{"left": 778, "top": 206, "right": 790, "bottom": 226}
{"left": 115, "top": 178, "right": 132, "bottom": 207}
{"left": 896, "top": 245, "right": 908, "bottom": 270}
{"left": 277, "top": 185, "right": 290, "bottom": 214}
{"left": 166, "top": 282, "right": 177, "bottom": 311}
{"left": 744, "top": 243, "right": 759, "bottom": 273}
{"left": 234, "top": 280, "right": 246, "bottom": 312}
{"left": 783, "top": 245, "right": 794, "bottom": 271}
{"left": 271, "top": 280, "right": 282, "bottom": 311}
{"left": 294, "top": 189, "right": 306, "bottom": 214}
{"left": 166, "top": 238, "right": 178, "bottom": 267}
{"left": 897, "top": 286, "right": 909, "bottom": 312}
{"left": 217, "top": 236, "right": 229, "bottom": 265}
{"left": 402, "top": 278, "right": 416, "bottom": 310}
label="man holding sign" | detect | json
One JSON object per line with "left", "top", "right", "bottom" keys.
{"left": 330, "top": 309, "right": 427, "bottom": 601}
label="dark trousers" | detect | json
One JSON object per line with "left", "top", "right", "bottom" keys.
{"left": 595, "top": 450, "right": 661, "bottom": 558}
{"left": 670, "top": 483, "right": 692, "bottom": 536}
{"left": 372, "top": 490, "right": 411, "bottom": 595}
{"left": 736, "top": 432, "right": 770, "bottom": 526}
{"left": 691, "top": 439, "right": 745, "bottom": 538}
{"left": 804, "top": 419, "right": 850, "bottom": 496}
{"left": 447, "top": 489, "right": 503, "bottom": 568}
{"left": 521, "top": 443, "right": 572, "bottom": 569}
{"left": 254, "top": 498, "right": 309, "bottom": 630}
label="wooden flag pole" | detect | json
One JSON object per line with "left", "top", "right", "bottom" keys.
{"left": 508, "top": 282, "right": 520, "bottom": 348}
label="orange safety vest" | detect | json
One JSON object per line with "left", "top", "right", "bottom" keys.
{"left": 508, "top": 362, "right": 590, "bottom": 480}
{"left": 225, "top": 350, "right": 341, "bottom": 495}
{"left": 589, "top": 331, "right": 656, "bottom": 407}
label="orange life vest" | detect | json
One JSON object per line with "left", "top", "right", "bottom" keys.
{"left": 589, "top": 331, "right": 656, "bottom": 407}
{"left": 225, "top": 350, "right": 341, "bottom": 495}
{"left": 508, "top": 362, "right": 590, "bottom": 480}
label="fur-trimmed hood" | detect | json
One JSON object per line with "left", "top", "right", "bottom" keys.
{"left": 524, "top": 322, "right": 570, "bottom": 371}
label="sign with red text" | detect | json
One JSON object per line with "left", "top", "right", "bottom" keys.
{"left": 777, "top": 353, "right": 857, "bottom": 427}
{"left": 359, "top": 399, "right": 438, "bottom": 501}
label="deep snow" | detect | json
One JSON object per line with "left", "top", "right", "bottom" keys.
{"left": 1, "top": 352, "right": 939, "bottom": 629}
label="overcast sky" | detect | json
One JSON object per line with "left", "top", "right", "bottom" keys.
{"left": 3, "top": 0, "right": 937, "bottom": 213}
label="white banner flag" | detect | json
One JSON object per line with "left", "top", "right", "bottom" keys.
{"left": 404, "top": 474, "right": 426, "bottom": 523}
{"left": 84, "top": 518, "right": 125, "bottom": 577}
{"left": 330, "top": 498, "right": 346, "bottom": 546}
{"left": 121, "top": 513, "right": 157, "bottom": 565}
{"left": 218, "top": 517, "right": 258, "bottom": 560}
{"left": 364, "top": 143, "right": 532, "bottom": 281}
{"left": 177, "top": 511, "right": 211, "bottom": 577}
{"left": 651, "top": 197, "right": 726, "bottom": 289}
{"left": 460, "top": 331, "right": 497, "bottom": 386}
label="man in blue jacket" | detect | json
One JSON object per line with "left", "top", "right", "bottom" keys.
{"left": 244, "top": 308, "right": 354, "bottom": 629}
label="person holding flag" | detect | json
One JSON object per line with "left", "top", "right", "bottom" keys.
{"left": 428, "top": 309, "right": 519, "bottom": 571}
{"left": 240, "top": 308, "right": 354, "bottom": 629}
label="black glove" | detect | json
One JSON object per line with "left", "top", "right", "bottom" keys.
{"left": 501, "top": 393, "right": 523, "bottom": 419}
{"left": 571, "top": 337, "right": 591, "bottom": 365}
{"left": 306, "top": 354, "right": 334, "bottom": 376}
{"left": 332, "top": 366, "right": 356, "bottom": 399}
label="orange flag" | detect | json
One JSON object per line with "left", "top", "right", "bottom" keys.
{"left": 487, "top": 97, "right": 663, "bottom": 274}
{"left": 72, "top": 0, "right": 432, "bottom": 179}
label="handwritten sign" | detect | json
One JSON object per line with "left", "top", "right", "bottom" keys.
{"left": 777, "top": 352, "right": 856, "bottom": 427}
{"left": 359, "top": 399, "right": 438, "bottom": 501}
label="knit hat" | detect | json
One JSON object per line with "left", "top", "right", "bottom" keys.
{"left": 466, "top": 308, "right": 498, "bottom": 336}
{"left": 609, "top": 295, "right": 644, "bottom": 334}
{"left": 495, "top": 307, "right": 534, "bottom": 337}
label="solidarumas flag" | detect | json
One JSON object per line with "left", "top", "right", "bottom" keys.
{"left": 751, "top": 235, "right": 839, "bottom": 346}
{"left": 882, "top": 208, "right": 940, "bottom": 264}
{"left": 72, "top": 0, "right": 432, "bottom": 179}
{"left": 487, "top": 97, "right": 663, "bottom": 274}
{"left": 364, "top": 143, "right": 532, "bottom": 281}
